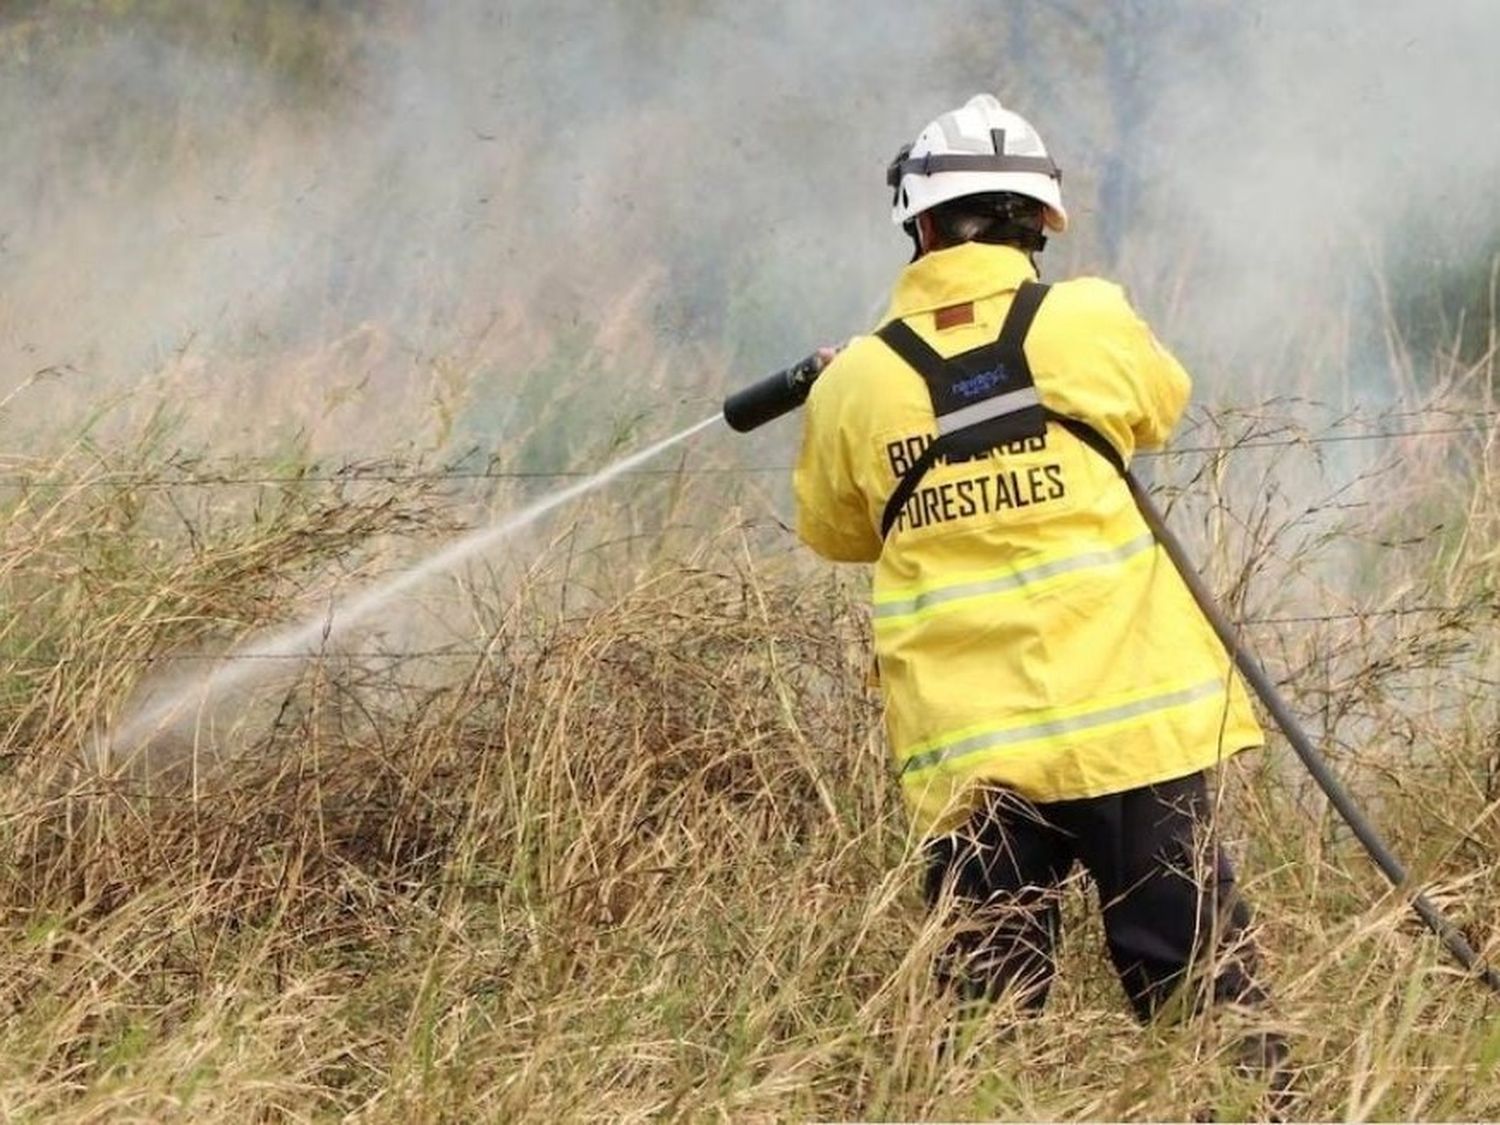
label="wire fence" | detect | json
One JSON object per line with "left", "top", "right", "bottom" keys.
{"left": 0, "top": 406, "right": 1494, "bottom": 670}
{"left": 0, "top": 411, "right": 1494, "bottom": 489}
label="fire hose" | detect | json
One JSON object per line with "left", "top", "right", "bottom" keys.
{"left": 724, "top": 354, "right": 1500, "bottom": 994}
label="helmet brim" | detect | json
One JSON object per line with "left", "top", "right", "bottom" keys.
{"left": 893, "top": 169, "right": 1068, "bottom": 233}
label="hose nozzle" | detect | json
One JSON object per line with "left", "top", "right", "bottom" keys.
{"left": 722, "top": 352, "right": 827, "bottom": 433}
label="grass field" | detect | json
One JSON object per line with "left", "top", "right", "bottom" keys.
{"left": 5, "top": 3, "right": 1500, "bottom": 1119}
{"left": 1, "top": 336, "right": 1497, "bottom": 1122}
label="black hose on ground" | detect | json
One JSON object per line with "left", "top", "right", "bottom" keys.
{"left": 1126, "top": 470, "right": 1500, "bottom": 995}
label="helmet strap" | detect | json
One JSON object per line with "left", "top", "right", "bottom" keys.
{"left": 995, "top": 225, "right": 1047, "bottom": 255}
{"left": 902, "top": 219, "right": 923, "bottom": 262}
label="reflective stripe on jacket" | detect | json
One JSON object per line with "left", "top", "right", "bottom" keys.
{"left": 793, "top": 242, "right": 1263, "bottom": 837}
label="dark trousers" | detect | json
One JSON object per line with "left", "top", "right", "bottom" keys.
{"left": 923, "top": 771, "right": 1266, "bottom": 1021}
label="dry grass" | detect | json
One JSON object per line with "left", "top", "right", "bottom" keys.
{"left": 1, "top": 362, "right": 1498, "bottom": 1122}
{"left": 5, "top": 6, "right": 1497, "bottom": 1118}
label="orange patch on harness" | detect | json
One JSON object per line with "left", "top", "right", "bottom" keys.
{"left": 934, "top": 303, "right": 974, "bottom": 330}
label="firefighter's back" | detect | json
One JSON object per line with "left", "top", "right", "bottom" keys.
{"left": 794, "top": 242, "right": 1263, "bottom": 835}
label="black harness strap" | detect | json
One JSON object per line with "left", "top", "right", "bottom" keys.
{"left": 992, "top": 278, "right": 1049, "bottom": 374}
{"left": 876, "top": 282, "right": 1125, "bottom": 539}
{"left": 877, "top": 317, "right": 1045, "bottom": 451}
{"left": 878, "top": 433, "right": 951, "bottom": 540}
{"left": 876, "top": 318, "right": 951, "bottom": 393}
{"left": 1049, "top": 413, "right": 1125, "bottom": 477}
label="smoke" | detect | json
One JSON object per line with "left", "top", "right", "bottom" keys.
{"left": 1136, "top": 0, "right": 1500, "bottom": 384}
{"left": 1, "top": 0, "right": 1497, "bottom": 454}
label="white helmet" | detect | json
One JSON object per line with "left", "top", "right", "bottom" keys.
{"left": 887, "top": 94, "right": 1067, "bottom": 233}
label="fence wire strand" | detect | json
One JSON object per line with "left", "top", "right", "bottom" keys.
{"left": 0, "top": 411, "right": 1494, "bottom": 489}
{"left": 1, "top": 407, "right": 1495, "bottom": 670}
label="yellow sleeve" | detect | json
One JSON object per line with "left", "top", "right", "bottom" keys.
{"left": 1038, "top": 278, "right": 1192, "bottom": 458}
{"left": 1118, "top": 297, "right": 1192, "bottom": 450}
{"left": 792, "top": 357, "right": 882, "bottom": 563}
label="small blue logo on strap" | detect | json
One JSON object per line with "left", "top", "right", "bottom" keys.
{"left": 953, "top": 366, "right": 1007, "bottom": 400}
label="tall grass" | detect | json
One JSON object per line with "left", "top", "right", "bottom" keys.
{"left": 0, "top": 337, "right": 1497, "bottom": 1121}
{"left": 5, "top": 4, "right": 1498, "bottom": 1117}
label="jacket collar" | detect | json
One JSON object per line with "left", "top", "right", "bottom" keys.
{"left": 880, "top": 243, "right": 1039, "bottom": 325}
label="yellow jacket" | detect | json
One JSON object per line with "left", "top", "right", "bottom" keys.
{"left": 794, "top": 243, "right": 1263, "bottom": 836}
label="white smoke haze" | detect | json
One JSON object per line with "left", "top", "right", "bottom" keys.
{"left": 3, "top": 0, "right": 1496, "bottom": 459}
{"left": 0, "top": 1, "right": 1493, "bottom": 766}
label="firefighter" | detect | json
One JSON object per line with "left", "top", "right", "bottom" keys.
{"left": 794, "top": 94, "right": 1277, "bottom": 1033}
